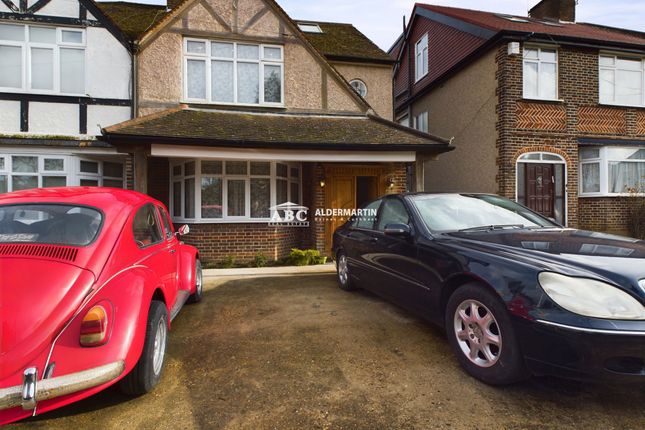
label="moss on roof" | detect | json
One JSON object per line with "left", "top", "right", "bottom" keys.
{"left": 103, "top": 108, "right": 450, "bottom": 149}
{"left": 300, "top": 22, "right": 394, "bottom": 63}
{"left": 96, "top": 1, "right": 169, "bottom": 40}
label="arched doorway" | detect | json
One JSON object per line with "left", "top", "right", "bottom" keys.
{"left": 516, "top": 152, "right": 567, "bottom": 225}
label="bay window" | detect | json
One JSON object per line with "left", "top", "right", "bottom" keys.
{"left": 184, "top": 38, "right": 283, "bottom": 106}
{"left": 599, "top": 55, "right": 644, "bottom": 107}
{"left": 523, "top": 46, "right": 558, "bottom": 100}
{"left": 0, "top": 154, "right": 124, "bottom": 193}
{"left": 0, "top": 23, "right": 85, "bottom": 94}
{"left": 171, "top": 160, "right": 301, "bottom": 222}
{"left": 579, "top": 147, "right": 645, "bottom": 196}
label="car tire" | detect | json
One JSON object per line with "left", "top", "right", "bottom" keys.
{"left": 188, "top": 259, "right": 203, "bottom": 303}
{"left": 336, "top": 251, "right": 357, "bottom": 291}
{"left": 445, "top": 283, "right": 528, "bottom": 385}
{"left": 120, "top": 301, "right": 168, "bottom": 395}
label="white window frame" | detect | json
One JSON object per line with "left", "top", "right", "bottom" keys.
{"left": 413, "top": 111, "right": 428, "bottom": 133}
{"left": 349, "top": 79, "right": 367, "bottom": 98}
{"left": 415, "top": 33, "right": 428, "bottom": 82}
{"left": 77, "top": 158, "right": 126, "bottom": 188}
{"left": 183, "top": 38, "right": 284, "bottom": 107}
{"left": 522, "top": 45, "right": 559, "bottom": 101}
{"left": 0, "top": 23, "right": 86, "bottom": 95}
{"left": 169, "top": 160, "right": 302, "bottom": 223}
{"left": 599, "top": 53, "right": 645, "bottom": 108}
{"left": 579, "top": 146, "right": 645, "bottom": 197}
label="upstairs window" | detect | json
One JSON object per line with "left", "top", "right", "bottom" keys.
{"left": 349, "top": 79, "right": 367, "bottom": 98}
{"left": 599, "top": 55, "right": 645, "bottom": 107}
{"left": 184, "top": 39, "right": 283, "bottom": 106}
{"left": 298, "top": 23, "right": 323, "bottom": 33}
{"left": 0, "top": 23, "right": 85, "bottom": 94}
{"left": 523, "top": 46, "right": 557, "bottom": 100}
{"left": 415, "top": 34, "right": 428, "bottom": 82}
{"left": 413, "top": 112, "right": 428, "bottom": 133}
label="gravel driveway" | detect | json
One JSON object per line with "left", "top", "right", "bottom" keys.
{"left": 9, "top": 274, "right": 645, "bottom": 429}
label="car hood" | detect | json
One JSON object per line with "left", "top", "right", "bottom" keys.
{"left": 0, "top": 258, "right": 95, "bottom": 380}
{"left": 441, "top": 228, "right": 645, "bottom": 298}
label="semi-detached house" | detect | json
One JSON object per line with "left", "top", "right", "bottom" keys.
{"left": 0, "top": 0, "right": 452, "bottom": 264}
{"left": 391, "top": 0, "right": 645, "bottom": 235}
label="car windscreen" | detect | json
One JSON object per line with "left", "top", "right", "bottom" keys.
{"left": 0, "top": 204, "right": 103, "bottom": 246}
{"left": 410, "top": 194, "right": 558, "bottom": 232}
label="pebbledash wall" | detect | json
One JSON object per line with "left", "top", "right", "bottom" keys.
{"left": 495, "top": 43, "right": 645, "bottom": 233}
{"left": 146, "top": 159, "right": 408, "bottom": 265}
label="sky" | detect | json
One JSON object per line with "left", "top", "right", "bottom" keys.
{"left": 103, "top": 0, "right": 645, "bottom": 51}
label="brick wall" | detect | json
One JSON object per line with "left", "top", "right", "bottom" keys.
{"left": 496, "top": 43, "right": 645, "bottom": 232}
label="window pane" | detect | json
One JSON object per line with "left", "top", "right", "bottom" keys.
{"left": 61, "top": 30, "right": 83, "bottom": 44}
{"left": 539, "top": 49, "right": 556, "bottom": 62}
{"left": 616, "top": 69, "right": 642, "bottom": 105}
{"left": 523, "top": 61, "right": 538, "bottom": 98}
{"left": 264, "top": 47, "right": 282, "bottom": 60}
{"left": 542, "top": 154, "right": 561, "bottom": 161}
{"left": 599, "top": 56, "right": 614, "bottom": 67}
{"left": 212, "top": 60, "right": 234, "bottom": 103}
{"left": 31, "top": 48, "right": 54, "bottom": 90}
{"left": 43, "top": 176, "right": 66, "bottom": 187}
{"left": 184, "top": 177, "right": 195, "bottom": 218}
{"left": 12, "top": 156, "right": 37, "bottom": 173}
{"left": 580, "top": 148, "right": 600, "bottom": 160}
{"left": 227, "top": 180, "right": 245, "bottom": 217}
{"left": 376, "top": 199, "right": 410, "bottom": 231}
{"left": 0, "top": 176, "right": 6, "bottom": 193}
{"left": 0, "top": 158, "right": 4, "bottom": 170}
{"left": 539, "top": 62, "right": 557, "bottom": 99}
{"left": 103, "top": 179, "right": 123, "bottom": 188}
{"left": 186, "top": 40, "right": 206, "bottom": 54}
{"left": 29, "top": 27, "right": 56, "bottom": 43}
{"left": 80, "top": 160, "right": 98, "bottom": 173}
{"left": 202, "top": 160, "right": 222, "bottom": 175}
{"left": 0, "top": 46, "right": 22, "bottom": 88}
{"left": 237, "top": 62, "right": 259, "bottom": 104}
{"left": 581, "top": 163, "right": 600, "bottom": 193}
{"left": 185, "top": 161, "right": 195, "bottom": 176}
{"left": 133, "top": 205, "right": 163, "bottom": 247}
{"left": 250, "top": 162, "right": 270, "bottom": 176}
{"left": 356, "top": 199, "right": 381, "bottom": 229}
{"left": 173, "top": 181, "right": 181, "bottom": 217}
{"left": 12, "top": 176, "right": 38, "bottom": 191}
{"left": 290, "top": 167, "right": 299, "bottom": 178}
{"left": 226, "top": 161, "right": 247, "bottom": 175}
{"left": 201, "top": 177, "right": 222, "bottom": 218}
{"left": 44, "top": 158, "right": 64, "bottom": 171}
{"left": 103, "top": 162, "right": 123, "bottom": 178}
{"left": 609, "top": 162, "right": 645, "bottom": 193}
{"left": 212, "top": 42, "right": 233, "bottom": 58}
{"left": 250, "top": 178, "right": 270, "bottom": 218}
{"left": 173, "top": 165, "right": 182, "bottom": 177}
{"left": 187, "top": 59, "right": 206, "bottom": 99}
{"left": 290, "top": 182, "right": 300, "bottom": 205}
{"left": 523, "top": 48, "right": 538, "bottom": 60}
{"left": 237, "top": 44, "right": 259, "bottom": 60}
{"left": 276, "top": 178, "right": 288, "bottom": 204}
{"left": 80, "top": 179, "right": 98, "bottom": 186}
{"left": 617, "top": 58, "right": 641, "bottom": 71}
{"left": 264, "top": 64, "right": 281, "bottom": 103}
{"left": 599, "top": 69, "right": 615, "bottom": 103}
{"left": 60, "top": 48, "right": 85, "bottom": 94}
{"left": 276, "top": 163, "right": 287, "bottom": 178}
{"left": 0, "top": 24, "right": 24, "bottom": 41}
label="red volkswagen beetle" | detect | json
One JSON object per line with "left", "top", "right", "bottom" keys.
{"left": 0, "top": 187, "right": 202, "bottom": 425}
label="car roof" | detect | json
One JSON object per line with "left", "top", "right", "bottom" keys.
{"left": 0, "top": 187, "right": 156, "bottom": 213}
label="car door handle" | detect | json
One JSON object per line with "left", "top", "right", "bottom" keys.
{"left": 169, "top": 249, "right": 176, "bottom": 254}
{"left": 370, "top": 237, "right": 379, "bottom": 244}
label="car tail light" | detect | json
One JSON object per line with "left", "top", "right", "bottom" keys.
{"left": 80, "top": 304, "right": 110, "bottom": 347}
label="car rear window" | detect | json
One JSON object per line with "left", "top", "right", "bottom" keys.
{"left": 0, "top": 204, "right": 102, "bottom": 246}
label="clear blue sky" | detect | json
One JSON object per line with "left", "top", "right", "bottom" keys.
{"left": 101, "top": 0, "right": 645, "bottom": 50}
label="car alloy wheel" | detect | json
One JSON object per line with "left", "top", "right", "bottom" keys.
{"left": 338, "top": 254, "right": 349, "bottom": 285}
{"left": 453, "top": 299, "right": 502, "bottom": 368}
{"left": 189, "top": 259, "right": 203, "bottom": 303}
{"left": 152, "top": 318, "right": 167, "bottom": 376}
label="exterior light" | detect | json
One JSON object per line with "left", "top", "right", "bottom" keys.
{"left": 386, "top": 177, "right": 395, "bottom": 188}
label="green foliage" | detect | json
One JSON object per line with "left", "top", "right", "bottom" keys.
{"left": 288, "top": 249, "right": 328, "bottom": 266}
{"left": 219, "top": 255, "right": 236, "bottom": 269}
{"left": 253, "top": 252, "right": 268, "bottom": 268}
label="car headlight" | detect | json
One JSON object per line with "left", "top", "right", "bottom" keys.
{"left": 538, "top": 272, "right": 645, "bottom": 320}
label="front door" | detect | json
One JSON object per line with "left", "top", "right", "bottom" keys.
{"left": 327, "top": 175, "right": 356, "bottom": 255}
{"left": 525, "top": 163, "right": 555, "bottom": 219}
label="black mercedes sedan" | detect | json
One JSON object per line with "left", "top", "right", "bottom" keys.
{"left": 332, "top": 193, "right": 645, "bottom": 385}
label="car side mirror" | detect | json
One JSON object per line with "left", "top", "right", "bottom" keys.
{"left": 176, "top": 224, "right": 190, "bottom": 236}
{"left": 383, "top": 223, "right": 411, "bottom": 237}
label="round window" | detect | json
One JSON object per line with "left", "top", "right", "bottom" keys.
{"left": 349, "top": 79, "right": 368, "bottom": 98}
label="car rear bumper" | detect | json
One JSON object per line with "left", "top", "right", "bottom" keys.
{"left": 517, "top": 318, "right": 645, "bottom": 383}
{"left": 0, "top": 360, "right": 125, "bottom": 411}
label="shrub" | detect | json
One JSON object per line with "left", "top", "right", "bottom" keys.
{"left": 219, "top": 255, "right": 236, "bottom": 269}
{"left": 289, "top": 248, "right": 328, "bottom": 266}
{"left": 253, "top": 252, "right": 268, "bottom": 268}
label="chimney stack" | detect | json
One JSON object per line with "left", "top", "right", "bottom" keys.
{"left": 529, "top": 0, "right": 576, "bottom": 23}
{"left": 167, "top": 0, "right": 183, "bottom": 10}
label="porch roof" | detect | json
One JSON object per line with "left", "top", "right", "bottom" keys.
{"left": 101, "top": 108, "right": 453, "bottom": 153}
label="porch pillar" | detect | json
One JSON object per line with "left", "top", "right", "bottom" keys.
{"left": 414, "top": 154, "right": 426, "bottom": 192}
{"left": 133, "top": 147, "right": 149, "bottom": 194}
